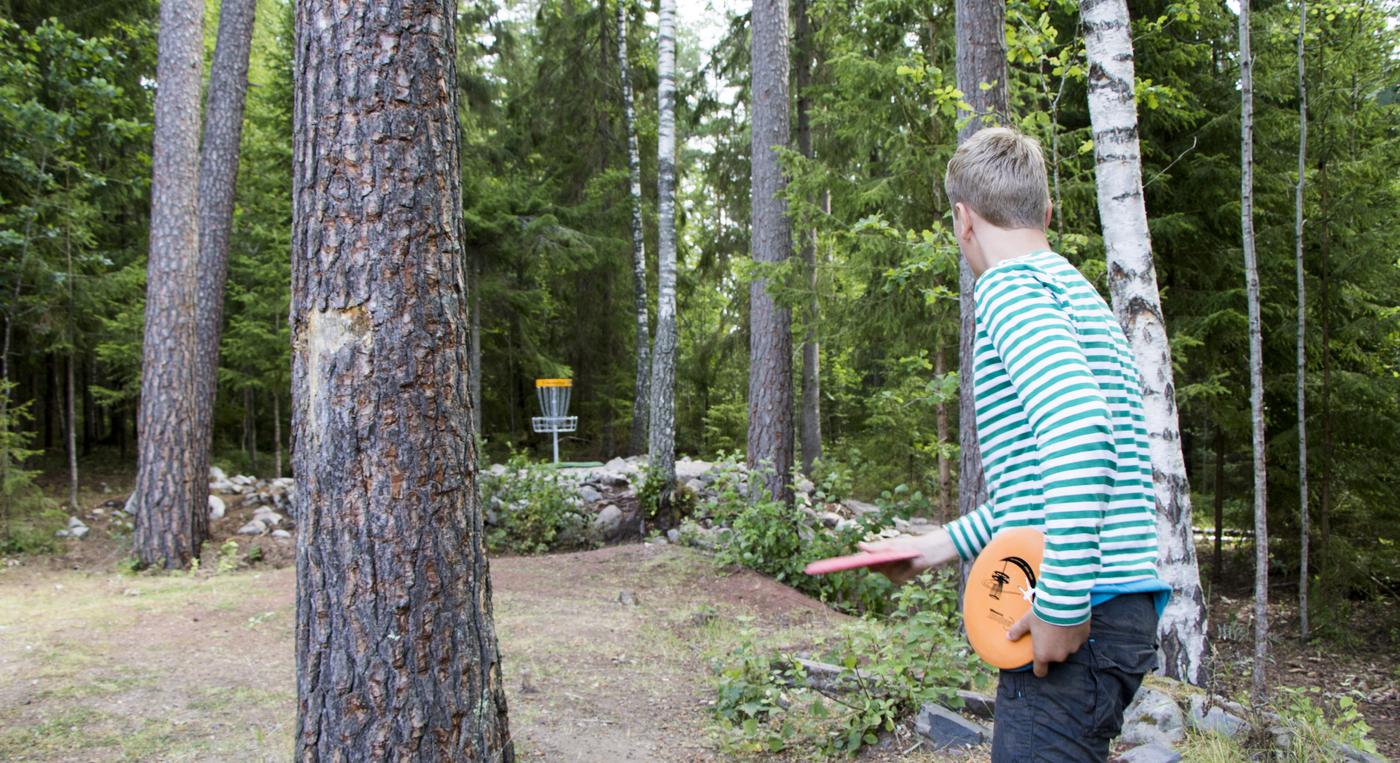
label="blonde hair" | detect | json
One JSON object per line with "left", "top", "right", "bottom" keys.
{"left": 943, "top": 127, "right": 1051, "bottom": 230}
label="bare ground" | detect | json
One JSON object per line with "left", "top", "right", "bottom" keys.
{"left": 0, "top": 540, "right": 990, "bottom": 762}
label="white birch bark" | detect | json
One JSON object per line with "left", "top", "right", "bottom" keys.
{"left": 618, "top": 1, "right": 651, "bottom": 457}
{"left": 648, "top": 0, "right": 678, "bottom": 491}
{"left": 1239, "top": 0, "right": 1271, "bottom": 703}
{"left": 1080, "top": 0, "right": 1208, "bottom": 685}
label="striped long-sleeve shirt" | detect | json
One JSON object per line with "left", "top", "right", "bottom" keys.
{"left": 945, "top": 250, "right": 1161, "bottom": 626}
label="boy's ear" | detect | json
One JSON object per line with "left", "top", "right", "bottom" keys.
{"left": 1043, "top": 205, "right": 1053, "bottom": 231}
{"left": 954, "top": 202, "right": 974, "bottom": 241}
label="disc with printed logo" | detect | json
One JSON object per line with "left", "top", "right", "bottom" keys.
{"left": 962, "top": 527, "right": 1045, "bottom": 670}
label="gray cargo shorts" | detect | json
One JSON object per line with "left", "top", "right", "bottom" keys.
{"left": 989, "top": 592, "right": 1160, "bottom": 762}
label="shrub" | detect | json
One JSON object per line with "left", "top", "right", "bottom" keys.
{"left": 711, "top": 570, "right": 987, "bottom": 758}
{"left": 482, "top": 452, "right": 594, "bottom": 555}
{"left": 0, "top": 385, "right": 62, "bottom": 554}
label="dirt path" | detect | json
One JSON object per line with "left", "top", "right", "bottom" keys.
{"left": 0, "top": 543, "right": 977, "bottom": 762}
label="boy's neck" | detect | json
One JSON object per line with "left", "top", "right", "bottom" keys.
{"left": 975, "top": 228, "right": 1054, "bottom": 277}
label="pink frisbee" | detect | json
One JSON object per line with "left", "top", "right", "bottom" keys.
{"left": 803, "top": 549, "right": 922, "bottom": 576}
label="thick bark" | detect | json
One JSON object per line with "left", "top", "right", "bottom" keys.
{"left": 953, "top": 0, "right": 1006, "bottom": 521}
{"left": 1238, "top": 0, "right": 1269, "bottom": 704}
{"left": 796, "top": 0, "right": 821, "bottom": 476}
{"left": 648, "top": 0, "right": 678, "bottom": 495}
{"left": 131, "top": 0, "right": 205, "bottom": 569}
{"left": 1294, "top": 0, "right": 1309, "bottom": 642}
{"left": 618, "top": 1, "right": 650, "bottom": 458}
{"left": 292, "top": 1, "right": 512, "bottom": 757}
{"left": 747, "top": 0, "right": 794, "bottom": 504}
{"left": 1080, "top": 0, "right": 1208, "bottom": 685}
{"left": 191, "top": 0, "right": 257, "bottom": 545}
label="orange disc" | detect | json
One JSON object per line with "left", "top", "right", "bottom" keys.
{"left": 962, "top": 527, "right": 1045, "bottom": 670}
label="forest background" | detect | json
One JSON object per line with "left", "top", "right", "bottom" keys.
{"left": 0, "top": 0, "right": 1397, "bottom": 640}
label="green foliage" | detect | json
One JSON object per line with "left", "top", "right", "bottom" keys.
{"left": 0, "top": 381, "right": 60, "bottom": 553}
{"left": 482, "top": 452, "right": 595, "bottom": 555}
{"left": 711, "top": 571, "right": 987, "bottom": 758}
{"left": 710, "top": 466, "right": 897, "bottom": 616}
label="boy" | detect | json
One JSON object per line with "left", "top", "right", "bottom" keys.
{"left": 860, "top": 127, "right": 1170, "bottom": 761}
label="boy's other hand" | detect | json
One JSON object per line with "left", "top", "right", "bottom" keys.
{"left": 857, "top": 529, "right": 957, "bottom": 584}
{"left": 1006, "top": 611, "right": 1091, "bottom": 678}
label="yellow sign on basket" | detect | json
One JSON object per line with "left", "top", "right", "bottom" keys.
{"left": 535, "top": 378, "right": 572, "bottom": 388}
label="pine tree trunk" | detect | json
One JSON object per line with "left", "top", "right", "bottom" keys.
{"left": 1080, "top": 0, "right": 1208, "bottom": 685}
{"left": 953, "top": 0, "right": 1006, "bottom": 521}
{"left": 1238, "top": 0, "right": 1269, "bottom": 704}
{"left": 618, "top": 1, "right": 650, "bottom": 458}
{"left": 191, "top": 0, "right": 257, "bottom": 545}
{"left": 747, "top": 0, "right": 794, "bottom": 504}
{"left": 649, "top": 0, "right": 678, "bottom": 497}
{"left": 1294, "top": 0, "right": 1310, "bottom": 642}
{"left": 131, "top": 0, "right": 205, "bottom": 569}
{"left": 291, "top": 0, "right": 512, "bottom": 758}
{"left": 796, "top": 0, "right": 821, "bottom": 476}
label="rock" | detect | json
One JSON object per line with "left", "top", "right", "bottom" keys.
{"left": 207, "top": 495, "right": 226, "bottom": 520}
{"left": 841, "top": 499, "right": 880, "bottom": 516}
{"left": 209, "top": 479, "right": 236, "bottom": 494}
{"left": 253, "top": 510, "right": 283, "bottom": 527}
{"left": 271, "top": 529, "right": 292, "bottom": 540}
{"left": 57, "top": 516, "right": 89, "bottom": 539}
{"left": 1121, "top": 687, "right": 1186, "bottom": 746}
{"left": 818, "top": 511, "right": 842, "bottom": 529}
{"left": 237, "top": 519, "right": 267, "bottom": 535}
{"left": 617, "top": 590, "right": 638, "bottom": 606}
{"left": 579, "top": 485, "right": 603, "bottom": 504}
{"left": 593, "top": 505, "right": 623, "bottom": 537}
{"left": 1268, "top": 725, "right": 1294, "bottom": 752}
{"left": 675, "top": 458, "right": 712, "bottom": 481}
{"left": 1187, "top": 695, "right": 1247, "bottom": 739}
{"left": 488, "top": 463, "right": 507, "bottom": 477}
{"left": 684, "top": 478, "right": 705, "bottom": 495}
{"left": 1331, "top": 742, "right": 1386, "bottom": 762}
{"left": 913, "top": 703, "right": 985, "bottom": 749}
{"left": 231, "top": 474, "right": 255, "bottom": 487}
{"left": 210, "top": 466, "right": 228, "bottom": 482}
{"left": 666, "top": 528, "right": 680, "bottom": 544}
{"left": 595, "top": 471, "right": 630, "bottom": 489}
{"left": 794, "top": 477, "right": 815, "bottom": 495}
{"left": 953, "top": 690, "right": 995, "bottom": 721}
{"left": 1115, "top": 742, "right": 1182, "bottom": 763}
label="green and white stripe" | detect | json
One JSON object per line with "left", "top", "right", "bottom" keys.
{"left": 946, "top": 250, "right": 1160, "bottom": 626}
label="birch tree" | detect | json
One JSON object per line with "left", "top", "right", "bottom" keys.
{"left": 648, "top": 0, "right": 678, "bottom": 501}
{"left": 191, "top": 0, "right": 257, "bottom": 544}
{"left": 291, "top": 0, "right": 513, "bottom": 756}
{"left": 1238, "top": 0, "right": 1270, "bottom": 703}
{"left": 618, "top": 0, "right": 650, "bottom": 457}
{"left": 1294, "top": 0, "right": 1310, "bottom": 643}
{"left": 953, "top": 0, "right": 1007, "bottom": 519}
{"left": 1080, "top": 0, "right": 1209, "bottom": 685}
{"left": 130, "top": 0, "right": 205, "bottom": 569}
{"left": 748, "top": 0, "right": 794, "bottom": 504}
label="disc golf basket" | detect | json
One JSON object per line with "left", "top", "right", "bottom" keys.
{"left": 531, "top": 378, "right": 577, "bottom": 464}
